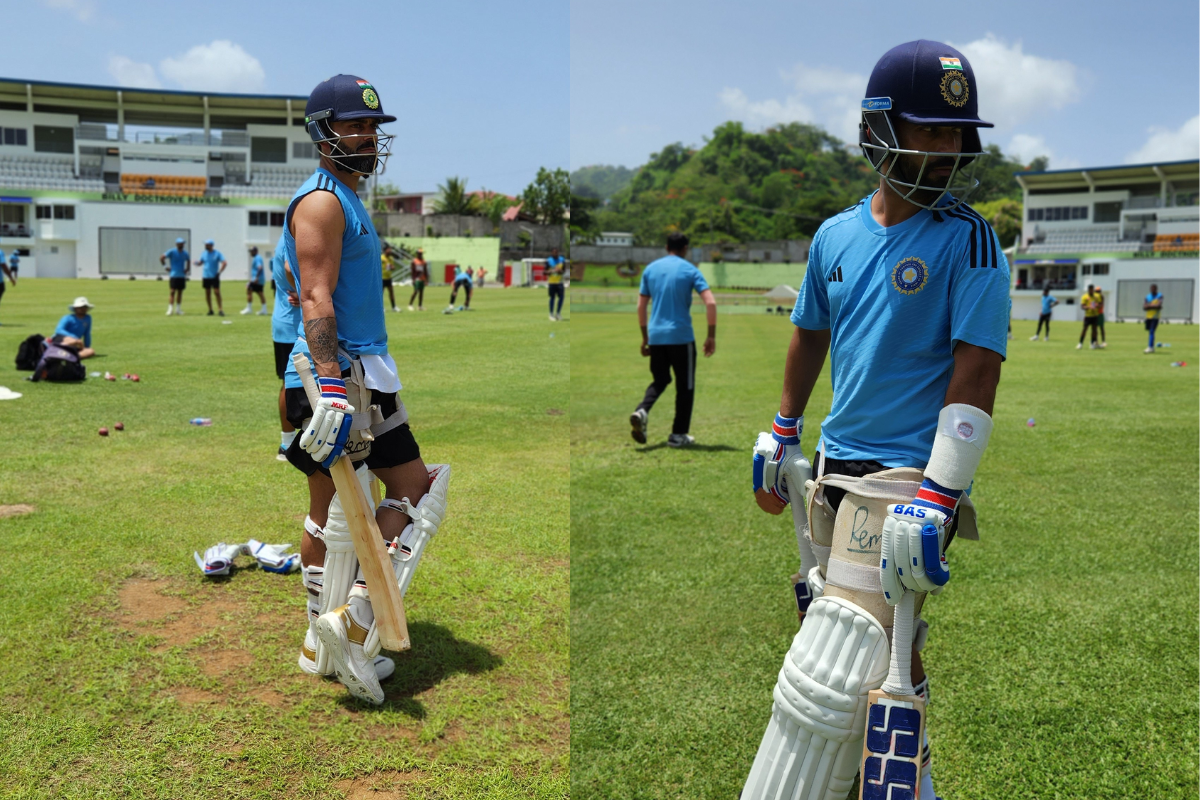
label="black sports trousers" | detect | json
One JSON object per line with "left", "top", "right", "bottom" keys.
{"left": 637, "top": 341, "right": 696, "bottom": 435}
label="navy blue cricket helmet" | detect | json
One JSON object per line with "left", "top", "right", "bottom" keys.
{"left": 305, "top": 74, "right": 396, "bottom": 176}
{"left": 859, "top": 40, "right": 993, "bottom": 210}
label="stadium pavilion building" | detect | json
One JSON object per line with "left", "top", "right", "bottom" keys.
{"left": 1010, "top": 159, "right": 1199, "bottom": 323}
{"left": 0, "top": 77, "right": 376, "bottom": 280}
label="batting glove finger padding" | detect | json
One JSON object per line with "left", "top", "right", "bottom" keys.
{"left": 752, "top": 414, "right": 807, "bottom": 505}
{"left": 193, "top": 542, "right": 244, "bottom": 576}
{"left": 301, "top": 377, "right": 355, "bottom": 463}
{"left": 883, "top": 504, "right": 949, "bottom": 597}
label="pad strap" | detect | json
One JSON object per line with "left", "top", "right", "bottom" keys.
{"left": 304, "top": 515, "right": 325, "bottom": 540}
{"left": 826, "top": 558, "right": 883, "bottom": 594}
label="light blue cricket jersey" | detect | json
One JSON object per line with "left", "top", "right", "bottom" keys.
{"left": 793, "top": 192, "right": 1010, "bottom": 467}
{"left": 639, "top": 254, "right": 710, "bottom": 346}
{"left": 0, "top": 249, "right": 5, "bottom": 283}
{"left": 283, "top": 168, "right": 386, "bottom": 389}
{"left": 271, "top": 234, "right": 302, "bottom": 344}
{"left": 1041, "top": 294, "right": 1055, "bottom": 314}
{"left": 198, "top": 249, "right": 225, "bottom": 279}
{"left": 454, "top": 267, "right": 472, "bottom": 286}
{"left": 164, "top": 248, "right": 189, "bottom": 278}
{"left": 55, "top": 313, "right": 92, "bottom": 347}
{"left": 250, "top": 254, "right": 265, "bottom": 285}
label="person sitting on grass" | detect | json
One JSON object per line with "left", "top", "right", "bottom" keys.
{"left": 52, "top": 297, "right": 96, "bottom": 358}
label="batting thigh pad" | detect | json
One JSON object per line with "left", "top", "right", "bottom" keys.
{"left": 309, "top": 462, "right": 376, "bottom": 674}
{"left": 741, "top": 596, "right": 891, "bottom": 800}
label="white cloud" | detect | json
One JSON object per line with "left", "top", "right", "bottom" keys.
{"left": 159, "top": 40, "right": 265, "bottom": 93}
{"left": 41, "top": 0, "right": 96, "bottom": 23}
{"left": 107, "top": 56, "right": 161, "bottom": 89}
{"left": 1126, "top": 115, "right": 1200, "bottom": 164}
{"left": 1004, "top": 133, "right": 1081, "bottom": 170}
{"left": 950, "top": 34, "right": 1081, "bottom": 129}
{"left": 719, "top": 63, "right": 867, "bottom": 143}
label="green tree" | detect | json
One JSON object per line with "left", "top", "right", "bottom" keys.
{"left": 432, "top": 176, "right": 480, "bottom": 215}
{"left": 476, "top": 190, "right": 517, "bottom": 227}
{"left": 570, "top": 165, "right": 637, "bottom": 199}
{"left": 521, "top": 167, "right": 571, "bottom": 225}
{"left": 569, "top": 194, "right": 600, "bottom": 243}
{"left": 973, "top": 198, "right": 1024, "bottom": 249}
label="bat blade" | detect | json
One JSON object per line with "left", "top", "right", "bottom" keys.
{"left": 859, "top": 689, "right": 925, "bottom": 800}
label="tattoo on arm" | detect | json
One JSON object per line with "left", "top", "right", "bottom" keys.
{"left": 305, "top": 316, "right": 339, "bottom": 366}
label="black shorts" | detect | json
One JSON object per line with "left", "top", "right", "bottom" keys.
{"left": 382, "top": 278, "right": 393, "bottom": 288}
{"left": 248, "top": 282, "right": 264, "bottom": 293}
{"left": 815, "top": 449, "right": 961, "bottom": 551}
{"left": 0, "top": 282, "right": 5, "bottom": 299}
{"left": 283, "top": 386, "right": 421, "bottom": 477}
{"left": 454, "top": 279, "right": 471, "bottom": 290}
{"left": 202, "top": 277, "right": 220, "bottom": 289}
{"left": 1146, "top": 318, "right": 1160, "bottom": 331}
{"left": 169, "top": 277, "right": 187, "bottom": 291}
{"left": 271, "top": 279, "right": 277, "bottom": 292}
{"left": 273, "top": 341, "right": 293, "bottom": 380}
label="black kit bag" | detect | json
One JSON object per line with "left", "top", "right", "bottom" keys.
{"left": 15, "top": 334, "right": 45, "bottom": 370}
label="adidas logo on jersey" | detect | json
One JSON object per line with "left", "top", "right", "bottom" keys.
{"left": 828, "top": 266, "right": 844, "bottom": 283}
{"left": 359, "top": 224, "right": 369, "bottom": 235}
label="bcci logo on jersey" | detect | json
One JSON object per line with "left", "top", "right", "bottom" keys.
{"left": 891, "top": 257, "right": 929, "bottom": 295}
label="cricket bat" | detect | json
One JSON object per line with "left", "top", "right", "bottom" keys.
{"left": 293, "top": 353, "right": 410, "bottom": 652}
{"left": 860, "top": 590, "right": 925, "bottom": 800}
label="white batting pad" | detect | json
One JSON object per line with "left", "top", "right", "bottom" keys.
{"left": 742, "top": 596, "right": 891, "bottom": 800}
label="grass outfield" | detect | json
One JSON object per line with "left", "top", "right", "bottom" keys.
{"left": 0, "top": 280, "right": 568, "bottom": 799}
{"left": 571, "top": 311, "right": 1198, "bottom": 799}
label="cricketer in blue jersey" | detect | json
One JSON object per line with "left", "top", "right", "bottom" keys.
{"left": 629, "top": 232, "right": 717, "bottom": 448}
{"left": 53, "top": 296, "right": 96, "bottom": 358}
{"left": 160, "top": 238, "right": 190, "bottom": 315}
{"left": 242, "top": 246, "right": 269, "bottom": 315}
{"left": 268, "top": 236, "right": 303, "bottom": 459}
{"left": 743, "top": 40, "right": 1007, "bottom": 800}
{"left": 445, "top": 264, "right": 473, "bottom": 311}
{"left": 282, "top": 73, "right": 446, "bottom": 707}
{"left": 195, "top": 240, "right": 228, "bottom": 316}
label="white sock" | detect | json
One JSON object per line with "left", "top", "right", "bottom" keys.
{"left": 174, "top": 303, "right": 181, "bottom": 312}
{"left": 347, "top": 592, "right": 374, "bottom": 628}
{"left": 281, "top": 430, "right": 297, "bottom": 448}
{"left": 261, "top": 303, "right": 267, "bottom": 311}
{"left": 167, "top": 303, "right": 173, "bottom": 313}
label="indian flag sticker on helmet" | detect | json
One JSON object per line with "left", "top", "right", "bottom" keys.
{"left": 939, "top": 57, "right": 962, "bottom": 70}
{"left": 891, "top": 257, "right": 929, "bottom": 295}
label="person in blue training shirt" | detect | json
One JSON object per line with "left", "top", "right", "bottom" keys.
{"left": 444, "top": 264, "right": 473, "bottom": 312}
{"left": 160, "top": 237, "right": 190, "bottom": 315}
{"left": 270, "top": 236, "right": 303, "bottom": 461}
{"left": 242, "top": 246, "right": 269, "bottom": 315}
{"left": 0, "top": 247, "right": 14, "bottom": 323}
{"left": 52, "top": 296, "right": 95, "bottom": 358}
{"left": 195, "top": 239, "right": 228, "bottom": 316}
{"left": 629, "top": 232, "right": 717, "bottom": 448}
{"left": 281, "top": 74, "right": 448, "bottom": 706}
{"left": 742, "top": 41, "right": 1009, "bottom": 800}
{"left": 1031, "top": 286, "right": 1058, "bottom": 340}
{"left": 8, "top": 249, "right": 18, "bottom": 278}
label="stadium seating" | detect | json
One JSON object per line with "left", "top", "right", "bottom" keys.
{"left": 221, "top": 164, "right": 313, "bottom": 199}
{"left": 0, "top": 154, "right": 105, "bottom": 192}
{"left": 119, "top": 173, "right": 207, "bottom": 197}
{"left": 1024, "top": 226, "right": 1142, "bottom": 254}
{"left": 1153, "top": 233, "right": 1199, "bottom": 253}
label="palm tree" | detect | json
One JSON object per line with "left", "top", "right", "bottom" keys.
{"left": 432, "top": 176, "right": 480, "bottom": 215}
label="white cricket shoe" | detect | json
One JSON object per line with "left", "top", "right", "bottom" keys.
{"left": 315, "top": 603, "right": 385, "bottom": 704}
{"left": 550, "top": 313, "right": 557, "bottom": 321}
{"left": 630, "top": 409, "right": 648, "bottom": 444}
{"left": 1029, "top": 334, "right": 1039, "bottom": 341}
{"left": 1099, "top": 342, "right": 1107, "bottom": 348}
{"left": 257, "top": 308, "right": 269, "bottom": 315}
{"left": 298, "top": 629, "right": 395, "bottom": 680}
{"left": 667, "top": 433, "right": 695, "bottom": 448}
{"left": 408, "top": 305, "right": 414, "bottom": 311}
{"left": 1090, "top": 342, "right": 1099, "bottom": 349}
{"left": 1076, "top": 343, "right": 1083, "bottom": 350}
{"left": 240, "top": 306, "right": 252, "bottom": 315}
{"left": 1144, "top": 347, "right": 1154, "bottom": 354}
{"left": 443, "top": 306, "right": 455, "bottom": 315}
{"left": 166, "top": 305, "right": 174, "bottom": 316}
{"left": 175, "top": 308, "right": 184, "bottom": 316}
{"left": 392, "top": 306, "right": 400, "bottom": 312}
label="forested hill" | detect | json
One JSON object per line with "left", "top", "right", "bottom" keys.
{"left": 584, "top": 121, "right": 1030, "bottom": 246}
{"left": 570, "top": 165, "right": 636, "bottom": 200}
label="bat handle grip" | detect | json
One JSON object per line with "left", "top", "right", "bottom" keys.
{"left": 882, "top": 590, "right": 916, "bottom": 696}
{"left": 291, "top": 352, "right": 321, "bottom": 408}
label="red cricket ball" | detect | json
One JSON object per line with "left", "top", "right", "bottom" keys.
{"left": 98, "top": 427, "right": 109, "bottom": 436}
{"left": 114, "top": 422, "right": 125, "bottom": 431}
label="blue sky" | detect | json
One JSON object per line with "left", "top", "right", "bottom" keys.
{"left": 571, "top": 0, "right": 1200, "bottom": 172}
{"left": 4, "top": 0, "right": 568, "bottom": 196}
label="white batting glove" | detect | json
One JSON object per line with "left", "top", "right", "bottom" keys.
{"left": 299, "top": 376, "right": 355, "bottom": 465}
{"left": 243, "top": 539, "right": 300, "bottom": 574}
{"left": 193, "top": 542, "right": 244, "bottom": 576}
{"left": 753, "top": 414, "right": 805, "bottom": 511}
{"left": 880, "top": 504, "right": 950, "bottom": 603}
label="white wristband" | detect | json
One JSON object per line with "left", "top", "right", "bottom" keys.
{"left": 924, "top": 403, "right": 993, "bottom": 491}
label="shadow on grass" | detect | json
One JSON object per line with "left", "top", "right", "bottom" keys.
{"left": 635, "top": 443, "right": 739, "bottom": 454}
{"left": 351, "top": 621, "right": 502, "bottom": 717}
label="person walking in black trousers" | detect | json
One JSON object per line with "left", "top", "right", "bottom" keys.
{"left": 630, "top": 233, "right": 717, "bottom": 448}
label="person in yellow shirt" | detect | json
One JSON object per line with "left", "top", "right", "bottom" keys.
{"left": 1143, "top": 284, "right": 1164, "bottom": 353}
{"left": 1076, "top": 284, "right": 1100, "bottom": 350}
{"left": 381, "top": 250, "right": 398, "bottom": 312}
